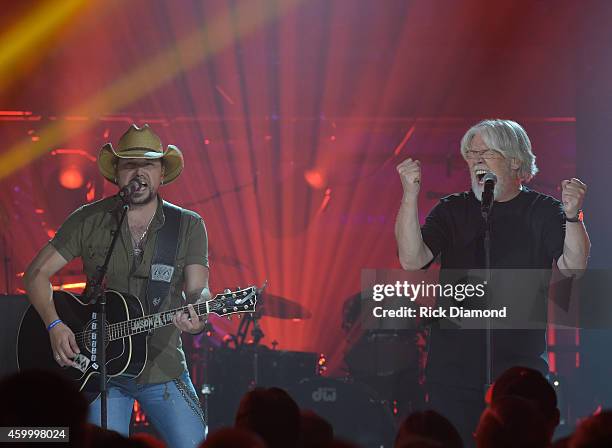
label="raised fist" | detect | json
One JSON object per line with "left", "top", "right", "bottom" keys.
{"left": 561, "top": 178, "right": 587, "bottom": 219}
{"left": 397, "top": 158, "right": 421, "bottom": 199}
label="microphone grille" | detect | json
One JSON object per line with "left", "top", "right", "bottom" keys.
{"left": 483, "top": 172, "right": 497, "bottom": 184}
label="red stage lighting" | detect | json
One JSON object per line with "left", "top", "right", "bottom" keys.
{"left": 59, "top": 166, "right": 84, "bottom": 189}
{"left": 304, "top": 169, "right": 326, "bottom": 189}
{"left": 34, "top": 148, "right": 103, "bottom": 229}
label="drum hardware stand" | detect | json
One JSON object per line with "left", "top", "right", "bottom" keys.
{"left": 234, "top": 305, "right": 265, "bottom": 388}
{"left": 235, "top": 304, "right": 266, "bottom": 346}
{"left": 234, "top": 281, "right": 267, "bottom": 347}
{"left": 232, "top": 282, "right": 267, "bottom": 387}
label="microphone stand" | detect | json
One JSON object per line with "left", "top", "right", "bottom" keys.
{"left": 86, "top": 196, "right": 130, "bottom": 429}
{"left": 481, "top": 184, "right": 494, "bottom": 395}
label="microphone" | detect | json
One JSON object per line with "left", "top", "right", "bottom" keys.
{"left": 118, "top": 178, "right": 143, "bottom": 202}
{"left": 481, "top": 172, "right": 497, "bottom": 219}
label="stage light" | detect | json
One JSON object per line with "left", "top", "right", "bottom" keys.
{"left": 549, "top": 352, "right": 557, "bottom": 373}
{"left": 59, "top": 166, "right": 84, "bottom": 189}
{"left": 133, "top": 401, "right": 148, "bottom": 424}
{"left": 316, "top": 188, "right": 332, "bottom": 215}
{"left": 0, "top": 0, "right": 302, "bottom": 180}
{"left": 0, "top": 111, "right": 32, "bottom": 116}
{"left": 304, "top": 169, "right": 326, "bottom": 189}
{"left": 52, "top": 282, "right": 86, "bottom": 291}
{"left": 31, "top": 147, "right": 103, "bottom": 230}
{"left": 86, "top": 181, "right": 96, "bottom": 202}
{"left": 317, "top": 353, "right": 328, "bottom": 375}
{"left": 394, "top": 125, "right": 416, "bottom": 156}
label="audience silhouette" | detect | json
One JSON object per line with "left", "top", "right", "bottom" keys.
{"left": 1, "top": 366, "right": 609, "bottom": 448}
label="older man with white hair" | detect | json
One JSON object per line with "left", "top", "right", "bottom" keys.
{"left": 395, "top": 119, "right": 590, "bottom": 445}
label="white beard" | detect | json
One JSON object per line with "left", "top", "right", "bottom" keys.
{"left": 471, "top": 178, "right": 501, "bottom": 202}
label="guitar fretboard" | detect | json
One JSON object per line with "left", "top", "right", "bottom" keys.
{"left": 107, "top": 302, "right": 209, "bottom": 340}
{"left": 96, "top": 289, "right": 256, "bottom": 341}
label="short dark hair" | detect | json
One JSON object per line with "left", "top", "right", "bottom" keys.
{"left": 235, "top": 387, "right": 300, "bottom": 448}
{"left": 395, "top": 410, "right": 463, "bottom": 448}
{"left": 570, "top": 411, "right": 612, "bottom": 448}
{"left": 476, "top": 396, "right": 548, "bottom": 448}
{"left": 492, "top": 366, "right": 558, "bottom": 422}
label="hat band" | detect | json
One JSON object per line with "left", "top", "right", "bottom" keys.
{"left": 114, "top": 147, "right": 165, "bottom": 158}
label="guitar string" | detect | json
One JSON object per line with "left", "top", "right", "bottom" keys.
{"left": 72, "top": 291, "right": 254, "bottom": 346}
{"left": 72, "top": 301, "right": 237, "bottom": 345}
{"left": 72, "top": 303, "right": 201, "bottom": 344}
{"left": 73, "top": 302, "right": 207, "bottom": 343}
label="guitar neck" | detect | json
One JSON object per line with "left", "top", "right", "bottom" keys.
{"left": 106, "top": 288, "right": 256, "bottom": 340}
{"left": 108, "top": 302, "right": 209, "bottom": 340}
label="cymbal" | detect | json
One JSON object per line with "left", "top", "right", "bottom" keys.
{"left": 256, "top": 293, "right": 312, "bottom": 320}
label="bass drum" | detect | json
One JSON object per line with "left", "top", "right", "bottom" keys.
{"left": 288, "top": 377, "right": 396, "bottom": 447}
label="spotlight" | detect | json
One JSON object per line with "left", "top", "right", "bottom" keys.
{"left": 31, "top": 148, "right": 102, "bottom": 229}
{"left": 304, "top": 169, "right": 326, "bottom": 190}
{"left": 59, "top": 165, "right": 84, "bottom": 189}
{"left": 317, "top": 353, "right": 328, "bottom": 375}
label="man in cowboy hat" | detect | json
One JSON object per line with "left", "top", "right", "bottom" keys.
{"left": 24, "top": 124, "right": 210, "bottom": 447}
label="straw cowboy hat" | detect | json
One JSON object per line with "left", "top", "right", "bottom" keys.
{"left": 97, "top": 124, "right": 184, "bottom": 185}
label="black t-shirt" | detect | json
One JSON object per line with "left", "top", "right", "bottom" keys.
{"left": 421, "top": 187, "right": 565, "bottom": 386}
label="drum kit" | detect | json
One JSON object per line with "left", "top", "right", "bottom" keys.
{"left": 184, "top": 291, "right": 423, "bottom": 448}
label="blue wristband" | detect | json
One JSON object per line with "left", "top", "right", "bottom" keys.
{"left": 47, "top": 319, "right": 63, "bottom": 331}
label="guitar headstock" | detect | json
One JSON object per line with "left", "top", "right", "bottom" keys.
{"left": 207, "top": 286, "right": 258, "bottom": 317}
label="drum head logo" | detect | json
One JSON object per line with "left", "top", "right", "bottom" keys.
{"left": 312, "top": 387, "right": 337, "bottom": 402}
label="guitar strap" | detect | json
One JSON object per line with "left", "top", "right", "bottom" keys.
{"left": 147, "top": 202, "right": 182, "bottom": 314}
